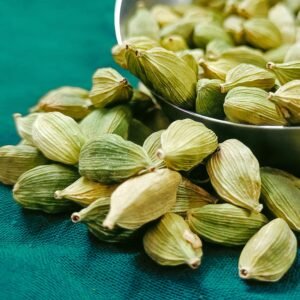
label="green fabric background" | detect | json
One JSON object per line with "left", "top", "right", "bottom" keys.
{"left": 0, "top": 1, "right": 299, "bottom": 299}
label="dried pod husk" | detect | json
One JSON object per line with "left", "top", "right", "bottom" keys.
{"left": 239, "top": 218, "right": 297, "bottom": 282}
{"left": 33, "top": 86, "right": 91, "bottom": 120}
{"left": 89, "top": 68, "right": 133, "bottom": 108}
{"left": 143, "top": 213, "right": 203, "bottom": 269}
{"left": 177, "top": 52, "right": 199, "bottom": 77}
{"left": 127, "top": 2, "right": 160, "bottom": 40}
{"left": 261, "top": 167, "right": 300, "bottom": 231}
{"left": 199, "top": 59, "right": 233, "bottom": 80}
{"left": 220, "top": 63, "right": 275, "bottom": 93}
{"left": 129, "top": 89, "right": 155, "bottom": 117}
{"left": 112, "top": 37, "right": 159, "bottom": 69}
{"left": 13, "top": 164, "right": 79, "bottom": 213}
{"left": 244, "top": 18, "right": 282, "bottom": 50}
{"left": 177, "top": 49, "right": 204, "bottom": 63}
{"left": 187, "top": 203, "right": 268, "bottom": 246}
{"left": 206, "top": 39, "right": 232, "bottom": 61}
{"left": 158, "top": 119, "right": 218, "bottom": 171}
{"left": 268, "top": 80, "right": 300, "bottom": 124}
{"left": 267, "top": 61, "right": 300, "bottom": 85}
{"left": 265, "top": 44, "right": 292, "bottom": 63}
{"left": 171, "top": 177, "right": 218, "bottom": 215}
{"left": 71, "top": 197, "right": 135, "bottom": 243}
{"left": 193, "top": 23, "right": 233, "bottom": 49}
{"left": 127, "top": 118, "right": 153, "bottom": 145}
{"left": 237, "top": 0, "right": 269, "bottom": 18}
{"left": 284, "top": 43, "right": 300, "bottom": 62}
{"left": 223, "top": 15, "right": 245, "bottom": 45}
{"left": 14, "top": 113, "right": 41, "bottom": 144}
{"left": 196, "top": 78, "right": 226, "bottom": 119}
{"left": 125, "top": 47, "right": 197, "bottom": 110}
{"left": 161, "top": 35, "right": 188, "bottom": 52}
{"left": 79, "top": 134, "right": 152, "bottom": 184}
{"left": 54, "top": 176, "right": 118, "bottom": 207}
{"left": 32, "top": 112, "right": 85, "bottom": 165}
{"left": 0, "top": 145, "right": 48, "bottom": 185}
{"left": 151, "top": 4, "right": 180, "bottom": 28}
{"left": 269, "top": 3, "right": 296, "bottom": 44}
{"left": 207, "top": 139, "right": 262, "bottom": 213}
{"left": 224, "top": 87, "right": 287, "bottom": 125}
{"left": 261, "top": 167, "right": 300, "bottom": 188}
{"left": 103, "top": 169, "right": 181, "bottom": 230}
{"left": 143, "top": 130, "right": 166, "bottom": 169}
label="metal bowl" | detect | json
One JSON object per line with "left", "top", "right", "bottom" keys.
{"left": 114, "top": 0, "right": 300, "bottom": 175}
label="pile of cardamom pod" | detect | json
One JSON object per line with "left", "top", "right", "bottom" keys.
{"left": 0, "top": 0, "right": 299, "bottom": 285}
{"left": 113, "top": 0, "right": 300, "bottom": 125}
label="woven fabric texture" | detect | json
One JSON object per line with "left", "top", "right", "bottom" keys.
{"left": 0, "top": 1, "right": 299, "bottom": 299}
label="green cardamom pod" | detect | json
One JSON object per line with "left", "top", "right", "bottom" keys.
{"left": 284, "top": 43, "right": 300, "bottom": 62}
{"left": 267, "top": 61, "right": 300, "bottom": 85}
{"left": 150, "top": 4, "right": 180, "bottom": 28}
{"left": 239, "top": 218, "right": 297, "bottom": 282}
{"left": 103, "top": 169, "right": 181, "bottom": 230}
{"left": 143, "top": 213, "right": 203, "bottom": 269}
{"left": 157, "top": 119, "right": 218, "bottom": 171}
{"left": 237, "top": 0, "right": 269, "bottom": 19}
{"left": 79, "top": 134, "right": 153, "bottom": 183}
{"left": 0, "top": 145, "right": 48, "bottom": 185}
{"left": 261, "top": 167, "right": 300, "bottom": 231}
{"left": 32, "top": 112, "right": 85, "bottom": 165}
{"left": 161, "top": 35, "right": 188, "bottom": 52}
{"left": 206, "top": 39, "right": 232, "bottom": 61}
{"left": 13, "top": 164, "right": 79, "bottom": 213}
{"left": 54, "top": 176, "right": 118, "bottom": 207}
{"left": 188, "top": 203, "right": 268, "bottom": 246}
{"left": 223, "top": 15, "right": 245, "bottom": 45}
{"left": 207, "top": 139, "right": 263, "bottom": 213}
{"left": 199, "top": 59, "right": 233, "bottom": 81}
{"left": 265, "top": 44, "right": 291, "bottom": 64}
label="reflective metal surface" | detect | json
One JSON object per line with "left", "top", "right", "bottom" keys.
{"left": 114, "top": 0, "right": 300, "bottom": 175}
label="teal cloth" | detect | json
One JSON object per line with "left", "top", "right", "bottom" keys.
{"left": 0, "top": 1, "right": 299, "bottom": 299}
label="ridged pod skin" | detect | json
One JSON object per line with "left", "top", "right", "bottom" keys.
{"left": 196, "top": 79, "right": 226, "bottom": 119}
{"left": 267, "top": 61, "right": 300, "bottom": 85}
{"left": 71, "top": 197, "right": 135, "bottom": 243}
{"left": 112, "top": 37, "right": 159, "bottom": 69}
{"left": 207, "top": 139, "right": 262, "bottom": 213}
{"left": 187, "top": 203, "right": 268, "bottom": 246}
{"left": 32, "top": 112, "right": 85, "bottom": 165}
{"left": 243, "top": 18, "right": 282, "bottom": 50}
{"left": 237, "top": 0, "right": 269, "bottom": 18}
{"left": 268, "top": 80, "right": 300, "bottom": 124}
{"left": 125, "top": 47, "right": 197, "bottom": 110}
{"left": 54, "top": 176, "right": 118, "bottom": 207}
{"left": 34, "top": 86, "right": 91, "bottom": 120}
{"left": 220, "top": 63, "right": 275, "bottom": 93}
{"left": 158, "top": 119, "right": 218, "bottom": 171}
{"left": 151, "top": 4, "right": 180, "bottom": 28}
{"left": 239, "top": 218, "right": 297, "bottom": 282}
{"left": 199, "top": 59, "right": 233, "bottom": 81}
{"left": 171, "top": 177, "right": 218, "bottom": 215}
{"left": 0, "top": 145, "right": 48, "bottom": 185}
{"left": 161, "top": 35, "right": 188, "bottom": 52}
{"left": 143, "top": 213, "right": 203, "bottom": 269}
{"left": 103, "top": 169, "right": 181, "bottom": 230}
{"left": 127, "top": 118, "right": 153, "bottom": 146}
{"left": 224, "top": 87, "right": 287, "bottom": 125}
{"left": 89, "top": 68, "right": 133, "bottom": 108}
{"left": 79, "top": 134, "right": 152, "bottom": 184}
{"left": 13, "top": 164, "right": 79, "bottom": 213}
{"left": 261, "top": 167, "right": 300, "bottom": 231}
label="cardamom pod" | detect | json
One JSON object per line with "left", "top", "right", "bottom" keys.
{"left": 187, "top": 203, "right": 268, "bottom": 246}
{"left": 284, "top": 43, "right": 300, "bottom": 62}
{"left": 220, "top": 63, "right": 275, "bottom": 93}
{"left": 237, "top": 0, "right": 269, "bottom": 19}
{"left": 239, "top": 218, "right": 297, "bottom": 282}
{"left": 103, "top": 169, "right": 181, "bottom": 230}
{"left": 13, "top": 164, "right": 79, "bottom": 213}
{"left": 143, "top": 213, "right": 203, "bottom": 269}
{"left": 261, "top": 167, "right": 300, "bottom": 188}
{"left": 260, "top": 167, "right": 300, "bottom": 231}
{"left": 196, "top": 78, "right": 226, "bottom": 119}
{"left": 0, "top": 145, "right": 48, "bottom": 185}
{"left": 54, "top": 176, "right": 118, "bottom": 207}
{"left": 244, "top": 18, "right": 282, "bottom": 50}
{"left": 224, "top": 87, "right": 287, "bottom": 125}
{"left": 32, "top": 112, "right": 85, "bottom": 165}
{"left": 223, "top": 15, "right": 245, "bottom": 45}
{"left": 171, "top": 177, "right": 218, "bottom": 215}
{"left": 128, "top": 118, "right": 153, "bottom": 146}
{"left": 161, "top": 35, "right": 188, "bottom": 52}
{"left": 150, "top": 4, "right": 179, "bottom": 28}
{"left": 71, "top": 197, "right": 135, "bottom": 243}
{"left": 265, "top": 44, "right": 292, "bottom": 64}
{"left": 207, "top": 139, "right": 262, "bottom": 213}
{"left": 157, "top": 119, "right": 218, "bottom": 171}
{"left": 79, "top": 134, "right": 153, "bottom": 183}
{"left": 89, "top": 68, "right": 133, "bottom": 108}
{"left": 206, "top": 39, "right": 232, "bottom": 61}
{"left": 199, "top": 59, "right": 233, "bottom": 81}
{"left": 268, "top": 80, "right": 300, "bottom": 124}
{"left": 267, "top": 61, "right": 300, "bottom": 85}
